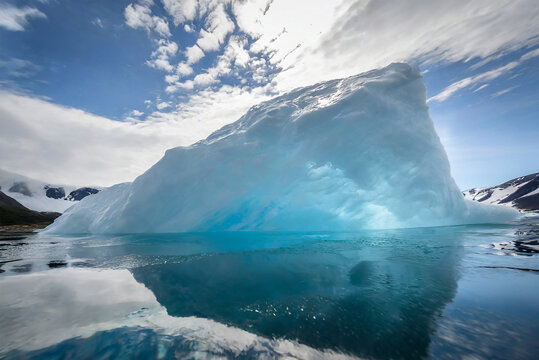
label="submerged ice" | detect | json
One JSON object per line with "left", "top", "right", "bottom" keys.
{"left": 47, "top": 63, "right": 516, "bottom": 233}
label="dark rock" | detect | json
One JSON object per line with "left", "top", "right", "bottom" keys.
{"left": 67, "top": 187, "right": 99, "bottom": 201}
{"left": 45, "top": 186, "right": 65, "bottom": 199}
{"left": 9, "top": 182, "right": 32, "bottom": 196}
{"left": 513, "top": 193, "right": 539, "bottom": 212}
{"left": 48, "top": 260, "right": 68, "bottom": 268}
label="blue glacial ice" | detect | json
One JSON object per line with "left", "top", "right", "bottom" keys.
{"left": 46, "top": 63, "right": 517, "bottom": 233}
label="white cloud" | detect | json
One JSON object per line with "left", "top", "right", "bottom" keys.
{"left": 157, "top": 101, "right": 171, "bottom": 110}
{"left": 130, "top": 109, "right": 144, "bottom": 116}
{"left": 428, "top": 61, "right": 520, "bottom": 103}
{"left": 161, "top": 0, "right": 198, "bottom": 26}
{"left": 0, "top": 91, "right": 185, "bottom": 186}
{"left": 193, "top": 73, "right": 218, "bottom": 87}
{"left": 146, "top": 39, "right": 178, "bottom": 72}
{"left": 165, "top": 74, "right": 179, "bottom": 83}
{"left": 195, "top": 3, "right": 235, "bottom": 51}
{"left": 233, "top": 0, "right": 539, "bottom": 94}
{"left": 196, "top": 29, "right": 220, "bottom": 51}
{"left": 428, "top": 48, "right": 539, "bottom": 102}
{"left": 232, "top": 0, "right": 272, "bottom": 37}
{"left": 184, "top": 23, "right": 194, "bottom": 32}
{"left": 152, "top": 17, "right": 171, "bottom": 37}
{"left": 520, "top": 47, "right": 539, "bottom": 61}
{"left": 125, "top": 4, "right": 153, "bottom": 30}
{"left": 0, "top": 4, "right": 47, "bottom": 31}
{"left": 185, "top": 44, "right": 205, "bottom": 64}
{"left": 224, "top": 36, "right": 250, "bottom": 67}
{"left": 124, "top": 3, "right": 171, "bottom": 37}
{"left": 176, "top": 62, "right": 194, "bottom": 76}
{"left": 491, "top": 85, "right": 519, "bottom": 98}
{"left": 0, "top": 58, "right": 41, "bottom": 78}
{"left": 473, "top": 84, "right": 489, "bottom": 93}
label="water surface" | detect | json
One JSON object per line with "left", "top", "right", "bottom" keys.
{"left": 0, "top": 218, "right": 538, "bottom": 359}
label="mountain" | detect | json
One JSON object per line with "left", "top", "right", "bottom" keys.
{"left": 0, "top": 191, "right": 60, "bottom": 226}
{"left": 46, "top": 63, "right": 516, "bottom": 234}
{"left": 0, "top": 169, "right": 101, "bottom": 213}
{"left": 463, "top": 173, "right": 539, "bottom": 211}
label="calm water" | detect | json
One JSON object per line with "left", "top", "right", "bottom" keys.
{"left": 0, "top": 217, "right": 538, "bottom": 359}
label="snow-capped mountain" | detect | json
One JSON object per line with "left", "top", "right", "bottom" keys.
{"left": 47, "top": 63, "right": 515, "bottom": 234}
{"left": 463, "top": 173, "right": 539, "bottom": 211}
{"left": 0, "top": 169, "right": 101, "bottom": 213}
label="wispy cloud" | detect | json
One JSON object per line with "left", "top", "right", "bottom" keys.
{"left": 491, "top": 85, "right": 519, "bottom": 98}
{"left": 428, "top": 47, "right": 539, "bottom": 102}
{"left": 0, "top": 4, "right": 46, "bottom": 31}
{"left": 92, "top": 17, "right": 104, "bottom": 28}
{"left": 0, "top": 58, "right": 41, "bottom": 78}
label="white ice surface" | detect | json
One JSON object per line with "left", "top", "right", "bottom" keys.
{"left": 47, "top": 63, "right": 517, "bottom": 234}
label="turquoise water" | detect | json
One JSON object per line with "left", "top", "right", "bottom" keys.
{"left": 0, "top": 219, "right": 538, "bottom": 359}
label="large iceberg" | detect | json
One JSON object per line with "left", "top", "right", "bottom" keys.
{"left": 47, "top": 63, "right": 516, "bottom": 233}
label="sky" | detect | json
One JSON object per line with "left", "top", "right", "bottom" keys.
{"left": 0, "top": 0, "right": 538, "bottom": 189}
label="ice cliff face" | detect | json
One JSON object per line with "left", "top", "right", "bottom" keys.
{"left": 47, "top": 63, "right": 517, "bottom": 233}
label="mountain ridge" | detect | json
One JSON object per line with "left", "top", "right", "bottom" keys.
{"left": 463, "top": 172, "right": 539, "bottom": 211}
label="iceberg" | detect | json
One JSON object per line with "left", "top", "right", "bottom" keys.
{"left": 46, "top": 63, "right": 517, "bottom": 233}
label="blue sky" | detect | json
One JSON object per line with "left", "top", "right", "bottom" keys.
{"left": 0, "top": 0, "right": 538, "bottom": 188}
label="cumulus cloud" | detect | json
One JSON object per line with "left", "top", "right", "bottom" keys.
{"left": 162, "top": 0, "right": 198, "bottom": 26}
{"left": 176, "top": 62, "right": 194, "bottom": 76}
{"left": 146, "top": 39, "right": 178, "bottom": 72}
{"left": 185, "top": 44, "right": 205, "bottom": 64}
{"left": 157, "top": 101, "right": 171, "bottom": 110}
{"left": 225, "top": 36, "right": 250, "bottom": 67}
{"left": 124, "top": 2, "right": 171, "bottom": 37}
{"left": 195, "top": 3, "right": 235, "bottom": 51}
{"left": 0, "top": 4, "right": 46, "bottom": 31}
{"left": 130, "top": 109, "right": 144, "bottom": 116}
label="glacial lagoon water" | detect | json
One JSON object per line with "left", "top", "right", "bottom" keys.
{"left": 0, "top": 217, "right": 538, "bottom": 359}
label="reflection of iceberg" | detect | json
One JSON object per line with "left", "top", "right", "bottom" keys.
{"left": 0, "top": 268, "right": 353, "bottom": 359}
{"left": 129, "top": 228, "right": 463, "bottom": 359}
{"left": 47, "top": 63, "right": 516, "bottom": 234}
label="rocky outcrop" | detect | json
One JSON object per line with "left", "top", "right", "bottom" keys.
{"left": 67, "top": 187, "right": 100, "bottom": 201}
{"left": 45, "top": 186, "right": 65, "bottom": 199}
